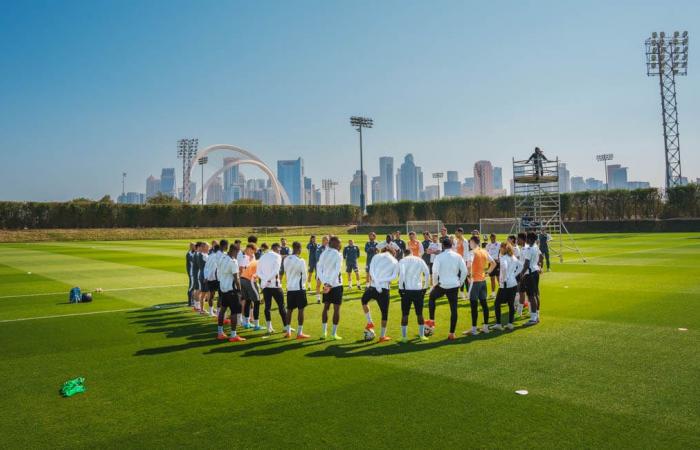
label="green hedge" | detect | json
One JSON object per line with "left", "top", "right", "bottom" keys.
{"left": 0, "top": 202, "right": 360, "bottom": 229}
{"left": 365, "top": 186, "right": 699, "bottom": 223}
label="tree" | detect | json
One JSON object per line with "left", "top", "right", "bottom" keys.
{"left": 98, "top": 195, "right": 113, "bottom": 203}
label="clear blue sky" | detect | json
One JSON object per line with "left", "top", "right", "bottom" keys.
{"left": 0, "top": 0, "right": 698, "bottom": 202}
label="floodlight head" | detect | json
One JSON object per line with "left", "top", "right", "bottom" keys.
{"left": 350, "top": 116, "right": 373, "bottom": 129}
{"left": 674, "top": 31, "right": 680, "bottom": 38}
{"left": 660, "top": 31, "right": 665, "bottom": 38}
{"left": 683, "top": 31, "right": 688, "bottom": 38}
{"left": 198, "top": 157, "right": 208, "bottom": 165}
{"left": 652, "top": 32, "right": 658, "bottom": 38}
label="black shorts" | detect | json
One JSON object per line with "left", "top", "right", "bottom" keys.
{"left": 240, "top": 278, "right": 260, "bottom": 303}
{"left": 308, "top": 261, "right": 317, "bottom": 274}
{"left": 221, "top": 290, "right": 242, "bottom": 313}
{"left": 495, "top": 286, "right": 517, "bottom": 303}
{"left": 490, "top": 261, "right": 500, "bottom": 277}
{"left": 469, "top": 281, "right": 487, "bottom": 301}
{"left": 200, "top": 278, "right": 209, "bottom": 292}
{"left": 346, "top": 262, "right": 358, "bottom": 273}
{"left": 517, "top": 274, "right": 528, "bottom": 293}
{"left": 286, "top": 290, "right": 308, "bottom": 310}
{"left": 361, "top": 287, "right": 390, "bottom": 320}
{"left": 400, "top": 289, "right": 425, "bottom": 316}
{"left": 208, "top": 280, "right": 219, "bottom": 293}
{"left": 526, "top": 271, "right": 540, "bottom": 297}
{"left": 322, "top": 286, "right": 343, "bottom": 305}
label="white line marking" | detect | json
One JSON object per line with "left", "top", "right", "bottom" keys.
{"left": 0, "top": 304, "right": 182, "bottom": 323}
{"left": 0, "top": 284, "right": 188, "bottom": 300}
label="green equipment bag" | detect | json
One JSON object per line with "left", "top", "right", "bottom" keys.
{"left": 60, "top": 377, "right": 86, "bottom": 397}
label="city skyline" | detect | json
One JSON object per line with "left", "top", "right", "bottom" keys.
{"left": 0, "top": 1, "right": 698, "bottom": 203}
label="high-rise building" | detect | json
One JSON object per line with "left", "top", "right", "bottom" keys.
{"left": 493, "top": 167, "right": 503, "bottom": 190}
{"left": 146, "top": 175, "right": 160, "bottom": 199}
{"left": 627, "top": 181, "right": 651, "bottom": 190}
{"left": 571, "top": 176, "right": 586, "bottom": 192}
{"left": 420, "top": 186, "right": 439, "bottom": 201}
{"left": 160, "top": 168, "right": 176, "bottom": 197}
{"left": 277, "top": 158, "right": 304, "bottom": 205}
{"left": 371, "top": 176, "right": 381, "bottom": 204}
{"left": 585, "top": 178, "right": 605, "bottom": 191}
{"left": 304, "top": 177, "right": 315, "bottom": 205}
{"left": 417, "top": 167, "right": 423, "bottom": 193}
{"left": 398, "top": 154, "right": 420, "bottom": 201}
{"left": 206, "top": 176, "right": 224, "bottom": 204}
{"left": 350, "top": 170, "right": 367, "bottom": 207}
{"left": 558, "top": 163, "right": 571, "bottom": 193}
{"left": 607, "top": 165, "right": 628, "bottom": 189}
{"left": 379, "top": 156, "right": 394, "bottom": 202}
{"left": 222, "top": 157, "right": 243, "bottom": 203}
{"left": 313, "top": 189, "right": 322, "bottom": 206}
{"left": 462, "top": 177, "right": 475, "bottom": 196}
{"left": 473, "top": 160, "right": 494, "bottom": 196}
{"left": 444, "top": 170, "right": 461, "bottom": 197}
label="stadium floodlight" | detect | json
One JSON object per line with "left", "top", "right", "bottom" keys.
{"left": 198, "top": 156, "right": 208, "bottom": 206}
{"left": 596, "top": 153, "right": 614, "bottom": 190}
{"left": 645, "top": 31, "right": 690, "bottom": 189}
{"left": 177, "top": 138, "right": 199, "bottom": 203}
{"left": 121, "top": 172, "right": 127, "bottom": 196}
{"left": 432, "top": 172, "right": 444, "bottom": 199}
{"left": 349, "top": 116, "right": 373, "bottom": 215}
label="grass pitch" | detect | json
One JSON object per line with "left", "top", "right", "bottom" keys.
{"left": 1, "top": 233, "right": 699, "bottom": 448}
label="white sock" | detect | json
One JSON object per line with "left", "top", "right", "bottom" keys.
{"left": 237, "top": 314, "right": 242, "bottom": 323}
{"left": 209, "top": 306, "right": 214, "bottom": 315}
{"left": 230, "top": 329, "right": 236, "bottom": 338}
{"left": 380, "top": 327, "right": 387, "bottom": 338}
{"left": 322, "top": 323, "right": 328, "bottom": 335}
{"left": 267, "top": 322, "right": 273, "bottom": 331}
{"left": 332, "top": 324, "right": 338, "bottom": 335}
{"left": 472, "top": 326, "right": 478, "bottom": 334}
{"left": 254, "top": 319, "right": 259, "bottom": 326}
{"left": 365, "top": 312, "right": 372, "bottom": 323}
{"left": 419, "top": 324, "right": 425, "bottom": 337}
{"left": 401, "top": 326, "right": 407, "bottom": 338}
{"left": 297, "top": 325, "right": 303, "bottom": 335}
{"left": 284, "top": 324, "right": 290, "bottom": 332}
{"left": 217, "top": 325, "right": 223, "bottom": 334}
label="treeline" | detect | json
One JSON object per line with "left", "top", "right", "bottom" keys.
{"left": 0, "top": 202, "right": 360, "bottom": 229}
{"left": 365, "top": 185, "right": 699, "bottom": 224}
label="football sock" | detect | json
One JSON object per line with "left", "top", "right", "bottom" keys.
{"left": 230, "top": 329, "right": 236, "bottom": 338}
{"left": 365, "top": 312, "right": 372, "bottom": 323}
{"left": 322, "top": 323, "right": 328, "bottom": 335}
{"left": 401, "top": 326, "right": 407, "bottom": 338}
{"left": 332, "top": 324, "right": 338, "bottom": 335}
{"left": 217, "top": 326, "right": 223, "bottom": 334}
{"left": 380, "top": 327, "right": 387, "bottom": 338}
{"left": 419, "top": 324, "right": 425, "bottom": 337}
{"left": 297, "top": 325, "right": 304, "bottom": 335}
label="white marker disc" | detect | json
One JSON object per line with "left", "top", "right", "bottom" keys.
{"left": 678, "top": 328, "right": 688, "bottom": 331}
{"left": 515, "top": 389, "right": 529, "bottom": 395}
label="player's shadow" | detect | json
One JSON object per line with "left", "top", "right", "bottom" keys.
{"left": 304, "top": 326, "right": 525, "bottom": 359}
{"left": 203, "top": 333, "right": 292, "bottom": 356}
{"left": 239, "top": 338, "right": 327, "bottom": 357}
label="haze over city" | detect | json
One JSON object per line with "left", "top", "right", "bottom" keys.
{"left": 0, "top": 0, "right": 697, "bottom": 204}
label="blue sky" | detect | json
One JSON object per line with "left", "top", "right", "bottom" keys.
{"left": 0, "top": 0, "right": 698, "bottom": 202}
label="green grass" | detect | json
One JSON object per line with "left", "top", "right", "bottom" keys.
{"left": 1, "top": 233, "right": 699, "bottom": 448}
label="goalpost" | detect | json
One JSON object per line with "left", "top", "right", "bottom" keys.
{"left": 479, "top": 218, "right": 520, "bottom": 236}
{"left": 406, "top": 220, "right": 444, "bottom": 236}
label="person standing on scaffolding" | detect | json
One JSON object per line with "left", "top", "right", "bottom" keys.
{"left": 526, "top": 147, "right": 549, "bottom": 177}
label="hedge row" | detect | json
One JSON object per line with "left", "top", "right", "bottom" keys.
{"left": 365, "top": 185, "right": 699, "bottom": 224}
{"left": 0, "top": 202, "right": 361, "bottom": 229}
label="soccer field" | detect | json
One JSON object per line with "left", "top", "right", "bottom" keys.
{"left": 1, "top": 233, "right": 699, "bottom": 448}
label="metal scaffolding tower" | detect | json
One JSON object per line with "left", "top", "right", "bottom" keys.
{"left": 513, "top": 157, "right": 584, "bottom": 263}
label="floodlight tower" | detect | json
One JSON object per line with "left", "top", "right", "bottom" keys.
{"left": 121, "top": 172, "right": 127, "bottom": 196}
{"left": 350, "top": 116, "right": 373, "bottom": 214}
{"left": 177, "top": 138, "right": 199, "bottom": 202}
{"left": 198, "top": 156, "right": 208, "bottom": 206}
{"left": 322, "top": 178, "right": 333, "bottom": 205}
{"left": 595, "top": 153, "right": 614, "bottom": 190}
{"left": 432, "top": 172, "right": 444, "bottom": 199}
{"left": 645, "top": 31, "right": 689, "bottom": 190}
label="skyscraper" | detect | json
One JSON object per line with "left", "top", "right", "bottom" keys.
{"left": 399, "top": 154, "right": 420, "bottom": 201}
{"left": 558, "top": 163, "right": 571, "bottom": 193}
{"left": 304, "top": 177, "right": 314, "bottom": 205}
{"left": 571, "top": 176, "right": 586, "bottom": 192}
{"left": 206, "top": 176, "right": 224, "bottom": 204}
{"left": 444, "top": 170, "right": 461, "bottom": 197}
{"left": 371, "top": 176, "right": 381, "bottom": 204}
{"left": 350, "top": 170, "right": 367, "bottom": 207}
{"left": 607, "top": 164, "right": 628, "bottom": 189}
{"left": 277, "top": 158, "right": 304, "bottom": 205}
{"left": 146, "top": 175, "right": 160, "bottom": 199}
{"left": 473, "top": 161, "right": 494, "bottom": 196}
{"left": 160, "top": 168, "right": 176, "bottom": 197}
{"left": 493, "top": 167, "right": 503, "bottom": 190}
{"left": 462, "top": 177, "right": 475, "bottom": 196}
{"left": 378, "top": 156, "right": 394, "bottom": 202}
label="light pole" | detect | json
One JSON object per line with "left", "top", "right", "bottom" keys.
{"left": 596, "top": 153, "right": 614, "bottom": 190}
{"left": 177, "top": 138, "right": 198, "bottom": 202}
{"left": 198, "top": 156, "right": 208, "bottom": 205}
{"left": 645, "top": 31, "right": 689, "bottom": 190}
{"left": 432, "top": 172, "right": 444, "bottom": 199}
{"left": 350, "top": 116, "right": 373, "bottom": 214}
{"left": 121, "top": 172, "right": 127, "bottom": 196}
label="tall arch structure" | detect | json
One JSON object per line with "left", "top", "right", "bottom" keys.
{"left": 190, "top": 144, "right": 290, "bottom": 205}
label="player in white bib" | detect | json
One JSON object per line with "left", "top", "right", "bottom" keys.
{"left": 398, "top": 248, "right": 431, "bottom": 342}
